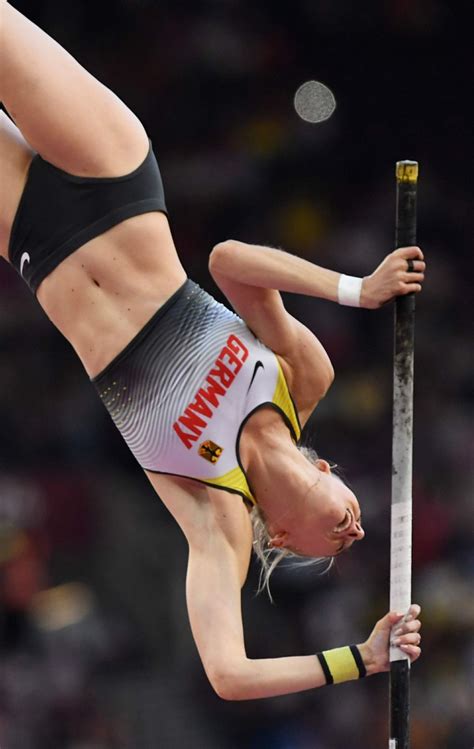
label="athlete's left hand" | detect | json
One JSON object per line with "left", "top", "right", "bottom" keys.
{"left": 358, "top": 604, "right": 422, "bottom": 675}
{"left": 361, "top": 247, "right": 425, "bottom": 309}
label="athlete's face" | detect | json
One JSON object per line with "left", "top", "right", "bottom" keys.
{"left": 268, "top": 460, "right": 365, "bottom": 558}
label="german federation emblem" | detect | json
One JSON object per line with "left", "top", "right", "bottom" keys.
{"left": 199, "top": 440, "right": 223, "bottom": 464}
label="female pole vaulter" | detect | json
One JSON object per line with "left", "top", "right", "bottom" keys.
{"left": 0, "top": 2, "right": 422, "bottom": 699}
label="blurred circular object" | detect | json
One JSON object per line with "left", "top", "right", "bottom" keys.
{"left": 294, "top": 80, "right": 336, "bottom": 123}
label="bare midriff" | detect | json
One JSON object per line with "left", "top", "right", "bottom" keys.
{"left": 36, "top": 211, "right": 187, "bottom": 378}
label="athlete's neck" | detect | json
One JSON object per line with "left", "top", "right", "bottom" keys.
{"left": 241, "top": 410, "right": 305, "bottom": 526}
{"left": 239, "top": 406, "right": 288, "bottom": 471}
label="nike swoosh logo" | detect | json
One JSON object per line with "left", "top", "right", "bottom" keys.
{"left": 247, "top": 360, "right": 264, "bottom": 393}
{"left": 20, "top": 252, "right": 31, "bottom": 277}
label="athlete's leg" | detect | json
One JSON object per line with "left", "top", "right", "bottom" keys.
{"left": 0, "top": 1, "right": 148, "bottom": 177}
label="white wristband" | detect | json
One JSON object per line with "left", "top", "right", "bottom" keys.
{"left": 338, "top": 274, "right": 363, "bottom": 307}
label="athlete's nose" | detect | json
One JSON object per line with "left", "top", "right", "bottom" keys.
{"left": 348, "top": 521, "right": 365, "bottom": 542}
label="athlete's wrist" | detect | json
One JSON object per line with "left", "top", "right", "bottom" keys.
{"left": 337, "top": 274, "right": 362, "bottom": 307}
{"left": 315, "top": 644, "right": 367, "bottom": 685}
{"left": 356, "top": 642, "right": 379, "bottom": 676}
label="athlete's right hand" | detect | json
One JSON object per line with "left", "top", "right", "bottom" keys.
{"left": 358, "top": 604, "right": 422, "bottom": 675}
{"left": 360, "top": 246, "right": 425, "bottom": 309}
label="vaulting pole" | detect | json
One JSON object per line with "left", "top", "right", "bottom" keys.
{"left": 389, "top": 160, "right": 418, "bottom": 749}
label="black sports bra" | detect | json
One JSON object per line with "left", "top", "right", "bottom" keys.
{"left": 8, "top": 140, "right": 167, "bottom": 294}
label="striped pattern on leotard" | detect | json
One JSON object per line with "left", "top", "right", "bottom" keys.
{"left": 92, "top": 279, "right": 301, "bottom": 504}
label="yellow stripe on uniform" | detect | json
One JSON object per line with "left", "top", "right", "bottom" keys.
{"left": 272, "top": 361, "right": 301, "bottom": 442}
{"left": 206, "top": 466, "right": 256, "bottom": 505}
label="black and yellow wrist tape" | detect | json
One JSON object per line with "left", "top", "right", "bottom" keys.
{"left": 316, "top": 645, "right": 367, "bottom": 685}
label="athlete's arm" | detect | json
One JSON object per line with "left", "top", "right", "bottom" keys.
{"left": 186, "top": 519, "right": 330, "bottom": 700}
{"left": 186, "top": 518, "right": 422, "bottom": 700}
{"left": 209, "top": 240, "right": 425, "bottom": 346}
{"left": 210, "top": 240, "right": 425, "bottom": 306}
{"left": 209, "top": 242, "right": 336, "bottom": 401}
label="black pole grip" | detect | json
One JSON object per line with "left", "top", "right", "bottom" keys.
{"left": 394, "top": 163, "right": 417, "bottom": 406}
{"left": 390, "top": 659, "right": 411, "bottom": 749}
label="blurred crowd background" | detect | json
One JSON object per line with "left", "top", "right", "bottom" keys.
{"left": 1, "top": 1, "right": 473, "bottom": 747}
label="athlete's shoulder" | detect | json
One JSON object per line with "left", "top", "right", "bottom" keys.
{"left": 277, "top": 318, "right": 335, "bottom": 424}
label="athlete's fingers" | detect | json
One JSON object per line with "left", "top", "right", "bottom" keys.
{"left": 401, "top": 632, "right": 421, "bottom": 644}
{"left": 403, "top": 272, "right": 425, "bottom": 282}
{"left": 398, "top": 643, "right": 421, "bottom": 661}
{"left": 407, "top": 260, "right": 426, "bottom": 272}
{"left": 395, "top": 258, "right": 425, "bottom": 273}
{"left": 393, "top": 635, "right": 421, "bottom": 652}
{"left": 391, "top": 603, "right": 422, "bottom": 643}
{"left": 382, "top": 611, "right": 405, "bottom": 631}
{"left": 406, "top": 604, "right": 421, "bottom": 620}
{"left": 400, "top": 282, "right": 423, "bottom": 295}
{"left": 393, "top": 631, "right": 421, "bottom": 647}
{"left": 393, "top": 620, "right": 421, "bottom": 636}
{"left": 394, "top": 246, "right": 424, "bottom": 261}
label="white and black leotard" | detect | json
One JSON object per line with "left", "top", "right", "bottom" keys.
{"left": 92, "top": 280, "right": 301, "bottom": 505}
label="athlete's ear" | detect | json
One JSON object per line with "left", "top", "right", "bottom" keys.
{"left": 315, "top": 459, "right": 331, "bottom": 474}
{"left": 268, "top": 531, "right": 289, "bottom": 549}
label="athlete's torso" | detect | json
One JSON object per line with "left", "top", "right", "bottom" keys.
{"left": 36, "top": 212, "right": 187, "bottom": 377}
{"left": 93, "top": 280, "right": 301, "bottom": 504}
{"left": 1, "top": 144, "right": 187, "bottom": 376}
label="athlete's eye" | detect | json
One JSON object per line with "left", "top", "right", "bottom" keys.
{"left": 334, "top": 509, "right": 352, "bottom": 534}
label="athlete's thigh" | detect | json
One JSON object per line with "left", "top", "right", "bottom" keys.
{"left": 0, "top": 110, "right": 34, "bottom": 258}
{"left": 0, "top": 2, "right": 148, "bottom": 177}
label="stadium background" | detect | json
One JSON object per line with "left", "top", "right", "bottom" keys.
{"left": 0, "top": 1, "right": 472, "bottom": 747}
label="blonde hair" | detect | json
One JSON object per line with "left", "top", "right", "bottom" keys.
{"left": 250, "top": 445, "right": 335, "bottom": 600}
